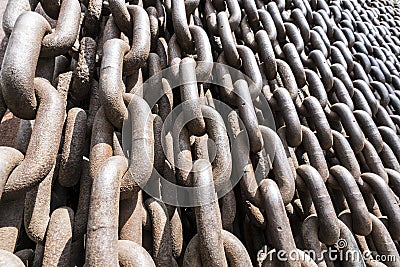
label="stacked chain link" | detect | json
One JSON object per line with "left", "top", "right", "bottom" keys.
{"left": 1, "top": 0, "right": 400, "bottom": 266}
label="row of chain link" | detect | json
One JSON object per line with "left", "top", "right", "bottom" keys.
{"left": 1, "top": 0, "right": 400, "bottom": 266}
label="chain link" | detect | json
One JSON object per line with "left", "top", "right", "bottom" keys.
{"left": 1, "top": 0, "right": 400, "bottom": 266}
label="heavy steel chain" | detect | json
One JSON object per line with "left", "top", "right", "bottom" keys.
{"left": 1, "top": 0, "right": 400, "bottom": 266}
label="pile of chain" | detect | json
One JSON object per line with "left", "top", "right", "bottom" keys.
{"left": 1, "top": 0, "right": 400, "bottom": 266}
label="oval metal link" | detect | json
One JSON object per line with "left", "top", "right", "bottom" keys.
{"left": 1, "top": 12, "right": 51, "bottom": 119}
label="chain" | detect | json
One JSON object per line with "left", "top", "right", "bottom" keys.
{"left": 1, "top": 0, "right": 400, "bottom": 266}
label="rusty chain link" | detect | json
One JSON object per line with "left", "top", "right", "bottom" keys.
{"left": 1, "top": 0, "right": 400, "bottom": 266}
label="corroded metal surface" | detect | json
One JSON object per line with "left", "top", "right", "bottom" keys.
{"left": 0, "top": 0, "right": 400, "bottom": 266}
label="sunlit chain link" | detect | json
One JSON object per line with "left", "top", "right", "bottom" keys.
{"left": 1, "top": 0, "right": 400, "bottom": 266}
